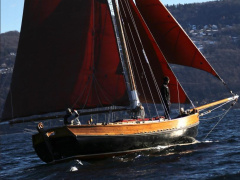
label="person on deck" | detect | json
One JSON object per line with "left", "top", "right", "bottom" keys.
{"left": 135, "top": 104, "right": 145, "bottom": 119}
{"left": 161, "top": 76, "right": 171, "bottom": 119}
{"left": 88, "top": 117, "right": 93, "bottom": 125}
{"left": 64, "top": 108, "right": 81, "bottom": 125}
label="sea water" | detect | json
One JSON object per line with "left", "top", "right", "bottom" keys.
{"left": 0, "top": 109, "right": 239, "bottom": 179}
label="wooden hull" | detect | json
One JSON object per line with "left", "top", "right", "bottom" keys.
{"left": 32, "top": 113, "right": 199, "bottom": 163}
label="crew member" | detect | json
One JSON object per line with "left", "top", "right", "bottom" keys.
{"left": 88, "top": 117, "right": 93, "bottom": 125}
{"left": 64, "top": 108, "right": 81, "bottom": 125}
{"left": 135, "top": 104, "right": 145, "bottom": 119}
{"left": 161, "top": 76, "right": 171, "bottom": 119}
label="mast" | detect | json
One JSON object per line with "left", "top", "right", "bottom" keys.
{"left": 111, "top": 0, "right": 141, "bottom": 110}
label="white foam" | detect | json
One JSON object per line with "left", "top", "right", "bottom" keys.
{"left": 75, "top": 160, "right": 83, "bottom": 165}
{"left": 70, "top": 166, "right": 78, "bottom": 172}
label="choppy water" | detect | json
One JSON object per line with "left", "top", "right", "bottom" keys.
{"left": 0, "top": 109, "right": 240, "bottom": 180}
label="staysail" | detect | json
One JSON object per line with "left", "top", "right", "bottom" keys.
{"left": 118, "top": 0, "right": 190, "bottom": 104}
{"left": 2, "top": 0, "right": 129, "bottom": 120}
{"left": 135, "top": 0, "right": 221, "bottom": 79}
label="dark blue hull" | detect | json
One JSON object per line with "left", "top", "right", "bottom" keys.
{"left": 33, "top": 123, "right": 198, "bottom": 163}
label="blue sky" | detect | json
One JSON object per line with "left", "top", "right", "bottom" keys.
{"left": 1, "top": 0, "right": 215, "bottom": 33}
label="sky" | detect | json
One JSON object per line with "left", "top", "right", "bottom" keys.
{"left": 1, "top": 0, "right": 215, "bottom": 33}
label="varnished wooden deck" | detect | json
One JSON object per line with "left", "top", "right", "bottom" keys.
{"left": 66, "top": 113, "right": 199, "bottom": 136}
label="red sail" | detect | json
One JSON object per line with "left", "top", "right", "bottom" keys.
{"left": 2, "top": 0, "right": 128, "bottom": 120}
{"left": 119, "top": 0, "right": 190, "bottom": 104}
{"left": 135, "top": 0, "right": 220, "bottom": 79}
{"left": 71, "top": 0, "right": 129, "bottom": 109}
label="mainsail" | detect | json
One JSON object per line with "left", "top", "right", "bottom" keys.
{"left": 2, "top": 0, "right": 129, "bottom": 120}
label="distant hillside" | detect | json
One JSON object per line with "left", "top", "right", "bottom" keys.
{"left": 0, "top": 31, "right": 20, "bottom": 115}
{"left": 167, "top": 0, "right": 240, "bottom": 29}
{"left": 0, "top": 31, "right": 20, "bottom": 66}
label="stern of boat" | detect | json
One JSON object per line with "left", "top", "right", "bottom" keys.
{"left": 32, "top": 125, "right": 78, "bottom": 163}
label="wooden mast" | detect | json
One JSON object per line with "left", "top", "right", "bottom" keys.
{"left": 111, "top": 0, "right": 141, "bottom": 110}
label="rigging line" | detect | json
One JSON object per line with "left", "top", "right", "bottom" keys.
{"left": 176, "top": 79, "right": 181, "bottom": 111}
{"left": 125, "top": 1, "right": 193, "bottom": 113}
{"left": 119, "top": 0, "right": 156, "bottom": 116}
{"left": 81, "top": 77, "right": 94, "bottom": 110}
{"left": 221, "top": 80, "right": 235, "bottom": 96}
{"left": 118, "top": 1, "right": 136, "bottom": 87}
{"left": 89, "top": 6, "right": 112, "bottom": 109}
{"left": 199, "top": 100, "right": 234, "bottom": 116}
{"left": 200, "top": 110, "right": 230, "bottom": 120}
{"left": 110, "top": 0, "right": 131, "bottom": 102}
{"left": 72, "top": 78, "right": 91, "bottom": 109}
{"left": 133, "top": 1, "right": 193, "bottom": 108}
{"left": 210, "top": 100, "right": 233, "bottom": 112}
{"left": 119, "top": 3, "right": 151, "bottom": 115}
{"left": 76, "top": 0, "right": 110, "bottom": 110}
{"left": 92, "top": 0, "right": 95, "bottom": 68}
{"left": 203, "top": 104, "right": 233, "bottom": 140}
{"left": 124, "top": 0, "right": 166, "bottom": 108}
{"left": 10, "top": 88, "right": 14, "bottom": 119}
{"left": 118, "top": 2, "right": 138, "bottom": 93}
{"left": 121, "top": 0, "right": 160, "bottom": 116}
{"left": 93, "top": 77, "right": 104, "bottom": 108}
{"left": 121, "top": 17, "right": 154, "bottom": 117}
{"left": 123, "top": 0, "right": 167, "bottom": 116}
{"left": 128, "top": 0, "right": 171, "bottom": 118}
{"left": 114, "top": 0, "right": 138, "bottom": 95}
{"left": 146, "top": 53, "right": 170, "bottom": 118}
{"left": 125, "top": 35, "right": 152, "bottom": 117}
{"left": 72, "top": 0, "right": 96, "bottom": 110}
{"left": 92, "top": 73, "right": 114, "bottom": 106}
{"left": 118, "top": 1, "right": 143, "bottom": 99}
{"left": 142, "top": 31, "right": 193, "bottom": 110}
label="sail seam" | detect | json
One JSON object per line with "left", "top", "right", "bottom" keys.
{"left": 93, "top": 74, "right": 115, "bottom": 106}
{"left": 190, "top": 50, "right": 198, "bottom": 67}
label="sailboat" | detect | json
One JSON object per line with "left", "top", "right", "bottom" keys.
{"left": 1, "top": 0, "right": 238, "bottom": 163}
